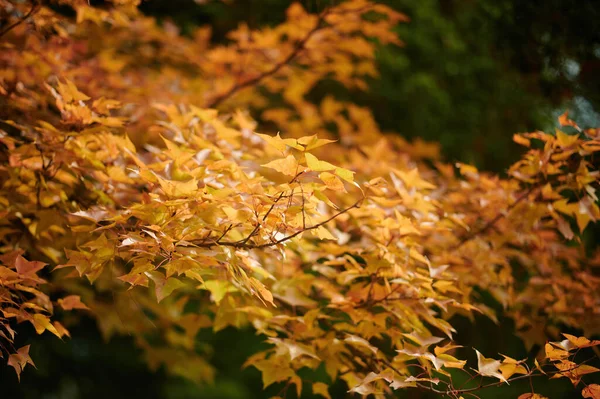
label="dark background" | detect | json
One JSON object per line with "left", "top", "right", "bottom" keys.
{"left": 2, "top": 0, "right": 600, "bottom": 397}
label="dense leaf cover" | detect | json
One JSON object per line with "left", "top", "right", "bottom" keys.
{"left": 1, "top": 0, "right": 599, "bottom": 397}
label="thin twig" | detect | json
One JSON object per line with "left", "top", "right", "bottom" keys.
{"left": 449, "top": 185, "right": 538, "bottom": 251}
{"left": 206, "top": 9, "right": 329, "bottom": 108}
{"left": 189, "top": 198, "right": 362, "bottom": 249}
{"left": 0, "top": 1, "right": 40, "bottom": 39}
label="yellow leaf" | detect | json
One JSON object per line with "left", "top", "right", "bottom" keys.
{"left": 313, "top": 226, "right": 336, "bottom": 241}
{"left": 518, "top": 394, "right": 548, "bottom": 399}
{"left": 305, "top": 153, "right": 336, "bottom": 172}
{"left": 394, "top": 168, "right": 436, "bottom": 189}
{"left": 556, "top": 129, "right": 579, "bottom": 148}
{"left": 402, "top": 331, "right": 444, "bottom": 347}
{"left": 57, "top": 79, "right": 90, "bottom": 102}
{"left": 562, "top": 334, "right": 600, "bottom": 348}
{"left": 335, "top": 167, "right": 355, "bottom": 184}
{"left": 262, "top": 155, "right": 299, "bottom": 177}
{"left": 499, "top": 362, "right": 528, "bottom": 379}
{"left": 513, "top": 134, "right": 531, "bottom": 147}
{"left": 344, "top": 335, "right": 378, "bottom": 354}
{"left": 455, "top": 163, "right": 478, "bottom": 177}
{"left": 545, "top": 342, "right": 569, "bottom": 360}
{"left": 202, "top": 280, "right": 236, "bottom": 304}
{"left": 250, "top": 356, "right": 296, "bottom": 388}
{"left": 319, "top": 172, "right": 345, "bottom": 191}
{"left": 475, "top": 350, "right": 506, "bottom": 382}
{"left": 147, "top": 272, "right": 186, "bottom": 302}
{"left": 32, "top": 314, "right": 61, "bottom": 338}
{"left": 156, "top": 175, "right": 198, "bottom": 197}
{"left": 312, "top": 382, "right": 332, "bottom": 399}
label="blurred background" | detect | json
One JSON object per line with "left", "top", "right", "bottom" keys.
{"left": 2, "top": 0, "right": 599, "bottom": 397}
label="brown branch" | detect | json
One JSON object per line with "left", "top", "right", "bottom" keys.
{"left": 449, "top": 184, "right": 538, "bottom": 251}
{"left": 414, "top": 356, "right": 598, "bottom": 396}
{"left": 189, "top": 198, "right": 362, "bottom": 249}
{"left": 205, "top": 9, "right": 329, "bottom": 108}
{"left": 0, "top": 1, "right": 40, "bottom": 39}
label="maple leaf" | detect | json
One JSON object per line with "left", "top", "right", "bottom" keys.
{"left": 8, "top": 346, "right": 35, "bottom": 381}
{"left": 147, "top": 272, "right": 186, "bottom": 302}
{"left": 582, "top": 384, "right": 600, "bottom": 399}
{"left": 14, "top": 256, "right": 46, "bottom": 276}
{"left": 58, "top": 295, "right": 90, "bottom": 311}
{"left": 475, "top": 350, "right": 507, "bottom": 382}
{"left": 262, "top": 155, "right": 300, "bottom": 177}
{"left": 305, "top": 153, "right": 337, "bottom": 172}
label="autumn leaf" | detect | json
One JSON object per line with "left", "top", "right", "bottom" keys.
{"left": 58, "top": 295, "right": 90, "bottom": 311}
{"left": 558, "top": 111, "right": 581, "bottom": 131}
{"left": 545, "top": 342, "right": 569, "bottom": 360}
{"left": 148, "top": 272, "right": 186, "bottom": 302}
{"left": 262, "top": 155, "right": 300, "bottom": 177}
{"left": 562, "top": 334, "right": 600, "bottom": 348}
{"left": 582, "top": 384, "right": 600, "bottom": 399}
{"left": 305, "top": 153, "right": 337, "bottom": 172}
{"left": 31, "top": 314, "right": 61, "bottom": 338}
{"left": 14, "top": 256, "right": 46, "bottom": 276}
{"left": 309, "top": 382, "right": 331, "bottom": 399}
{"left": 8, "top": 346, "right": 35, "bottom": 381}
{"left": 518, "top": 394, "right": 549, "bottom": 399}
{"left": 475, "top": 350, "right": 507, "bottom": 382}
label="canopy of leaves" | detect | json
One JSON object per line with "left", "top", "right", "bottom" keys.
{"left": 0, "top": 0, "right": 599, "bottom": 398}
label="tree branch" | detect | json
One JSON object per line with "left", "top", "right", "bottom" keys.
{"left": 449, "top": 184, "right": 538, "bottom": 251}
{"left": 205, "top": 10, "right": 329, "bottom": 108}
{"left": 188, "top": 197, "right": 361, "bottom": 249}
{"left": 0, "top": 1, "right": 40, "bottom": 39}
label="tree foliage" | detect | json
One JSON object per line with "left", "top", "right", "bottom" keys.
{"left": 1, "top": 0, "right": 600, "bottom": 397}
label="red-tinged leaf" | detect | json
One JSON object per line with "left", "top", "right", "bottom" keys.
{"left": 15, "top": 256, "right": 46, "bottom": 275}
{"left": 558, "top": 111, "right": 581, "bottom": 131}
{"left": 8, "top": 345, "right": 35, "bottom": 381}
{"left": 582, "top": 384, "right": 600, "bottom": 399}
{"left": 57, "top": 295, "right": 90, "bottom": 311}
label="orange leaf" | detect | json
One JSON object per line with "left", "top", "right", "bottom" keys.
{"left": 8, "top": 345, "right": 35, "bottom": 381}
{"left": 583, "top": 384, "right": 600, "bottom": 399}
{"left": 58, "top": 295, "right": 90, "bottom": 311}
